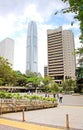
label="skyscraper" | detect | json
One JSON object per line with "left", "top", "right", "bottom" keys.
{"left": 0, "top": 37, "right": 14, "bottom": 67}
{"left": 26, "top": 21, "right": 38, "bottom": 73}
{"left": 44, "top": 66, "right": 48, "bottom": 77}
{"left": 47, "top": 27, "right": 76, "bottom": 83}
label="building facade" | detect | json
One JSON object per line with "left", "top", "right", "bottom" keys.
{"left": 44, "top": 66, "right": 48, "bottom": 77}
{"left": 47, "top": 27, "right": 76, "bottom": 83}
{"left": 0, "top": 38, "right": 14, "bottom": 67}
{"left": 26, "top": 21, "right": 38, "bottom": 73}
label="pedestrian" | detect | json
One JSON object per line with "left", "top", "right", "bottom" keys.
{"left": 27, "top": 90, "right": 30, "bottom": 95}
{"left": 53, "top": 93, "right": 56, "bottom": 98}
{"left": 45, "top": 93, "right": 47, "bottom": 97}
{"left": 59, "top": 93, "right": 63, "bottom": 103}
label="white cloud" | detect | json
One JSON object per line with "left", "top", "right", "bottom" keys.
{"left": 75, "top": 36, "right": 81, "bottom": 49}
{"left": 63, "top": 22, "right": 80, "bottom": 30}
{"left": 0, "top": 14, "right": 15, "bottom": 39}
{"left": 24, "top": 4, "right": 43, "bottom": 23}
{"left": 0, "top": 0, "right": 81, "bottom": 76}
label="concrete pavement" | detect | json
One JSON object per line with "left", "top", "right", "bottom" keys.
{"left": 0, "top": 118, "right": 65, "bottom": 130}
{"left": 2, "top": 105, "right": 83, "bottom": 130}
{"left": 0, "top": 95, "right": 83, "bottom": 130}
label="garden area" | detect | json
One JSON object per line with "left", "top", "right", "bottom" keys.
{"left": 0, "top": 56, "right": 83, "bottom": 114}
{"left": 0, "top": 90, "right": 58, "bottom": 114}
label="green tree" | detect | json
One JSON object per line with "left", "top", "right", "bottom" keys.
{"left": 76, "top": 67, "right": 83, "bottom": 93}
{"left": 26, "top": 72, "right": 42, "bottom": 90}
{"left": 62, "top": 78, "right": 76, "bottom": 93}
{"left": 40, "top": 76, "right": 52, "bottom": 92}
{"left": 55, "top": 0, "right": 83, "bottom": 53}
{"left": 76, "top": 67, "right": 83, "bottom": 79}
{"left": 15, "top": 71, "right": 27, "bottom": 86}
{"left": 0, "top": 57, "right": 17, "bottom": 85}
{"left": 50, "top": 81, "right": 60, "bottom": 93}
{"left": 0, "top": 78, "right": 4, "bottom": 85}
{"left": 42, "top": 76, "right": 52, "bottom": 86}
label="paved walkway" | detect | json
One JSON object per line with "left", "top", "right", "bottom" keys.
{"left": 0, "top": 95, "right": 83, "bottom": 130}
{"left": 1, "top": 105, "right": 83, "bottom": 130}
{"left": 0, "top": 118, "right": 64, "bottom": 130}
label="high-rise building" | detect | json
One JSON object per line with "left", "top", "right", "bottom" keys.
{"left": 47, "top": 27, "right": 76, "bottom": 83}
{"left": 0, "top": 37, "right": 14, "bottom": 67}
{"left": 44, "top": 66, "right": 48, "bottom": 77}
{"left": 26, "top": 21, "right": 38, "bottom": 73}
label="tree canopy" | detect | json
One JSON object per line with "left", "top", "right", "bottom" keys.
{"left": 0, "top": 57, "right": 17, "bottom": 85}
{"left": 61, "top": 0, "right": 83, "bottom": 42}
{"left": 55, "top": 0, "right": 83, "bottom": 53}
{"left": 61, "top": 78, "right": 76, "bottom": 92}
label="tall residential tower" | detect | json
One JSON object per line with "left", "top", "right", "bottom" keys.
{"left": 26, "top": 21, "right": 38, "bottom": 73}
{"left": 47, "top": 27, "right": 76, "bottom": 83}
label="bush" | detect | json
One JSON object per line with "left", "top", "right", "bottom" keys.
{"left": 0, "top": 91, "right": 57, "bottom": 102}
{"left": 0, "top": 90, "right": 7, "bottom": 98}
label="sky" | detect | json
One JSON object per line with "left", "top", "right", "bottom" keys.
{"left": 0, "top": 0, "right": 81, "bottom": 76}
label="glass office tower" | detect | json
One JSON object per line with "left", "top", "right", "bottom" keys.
{"left": 26, "top": 21, "right": 38, "bottom": 73}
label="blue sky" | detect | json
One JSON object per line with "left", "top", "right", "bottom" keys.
{"left": 0, "top": 0, "right": 81, "bottom": 76}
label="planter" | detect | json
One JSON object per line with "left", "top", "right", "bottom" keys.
{"left": 0, "top": 99, "right": 58, "bottom": 114}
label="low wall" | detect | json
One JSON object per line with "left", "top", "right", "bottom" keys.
{"left": 0, "top": 99, "right": 58, "bottom": 114}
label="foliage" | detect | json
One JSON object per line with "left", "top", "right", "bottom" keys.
{"left": 76, "top": 67, "right": 83, "bottom": 79}
{"left": 0, "top": 57, "right": 43, "bottom": 89}
{"left": 75, "top": 47, "right": 83, "bottom": 55}
{"left": 26, "top": 70, "right": 42, "bottom": 78}
{"left": 55, "top": 0, "right": 83, "bottom": 53}
{"left": 75, "top": 67, "right": 83, "bottom": 93}
{"left": 12, "top": 93, "right": 23, "bottom": 99}
{"left": 38, "top": 76, "right": 49, "bottom": 92}
{"left": 23, "top": 94, "right": 57, "bottom": 102}
{"left": 0, "top": 91, "right": 23, "bottom": 99}
{"left": 16, "top": 74, "right": 27, "bottom": 86}
{"left": 42, "top": 76, "right": 52, "bottom": 86}
{"left": 0, "top": 57, "right": 27, "bottom": 86}
{"left": 50, "top": 82, "right": 60, "bottom": 93}
{"left": 0, "top": 90, "right": 7, "bottom": 98}
{"left": 0, "top": 78, "right": 4, "bottom": 85}
{"left": 0, "top": 91, "right": 57, "bottom": 102}
{"left": 61, "top": 0, "right": 83, "bottom": 42}
{"left": 40, "top": 76, "right": 52, "bottom": 92}
{"left": 26, "top": 71, "right": 42, "bottom": 89}
{"left": 0, "top": 90, "right": 12, "bottom": 98}
{"left": 40, "top": 77, "right": 60, "bottom": 93}
{"left": 0, "top": 57, "right": 17, "bottom": 85}
{"left": 61, "top": 78, "right": 76, "bottom": 92}
{"left": 26, "top": 70, "right": 35, "bottom": 77}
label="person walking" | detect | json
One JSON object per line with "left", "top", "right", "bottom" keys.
{"left": 59, "top": 93, "right": 63, "bottom": 103}
{"left": 53, "top": 93, "right": 56, "bottom": 98}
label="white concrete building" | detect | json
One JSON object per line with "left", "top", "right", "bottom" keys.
{"left": 0, "top": 38, "right": 14, "bottom": 67}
